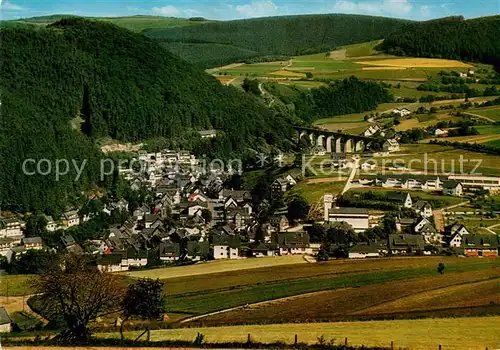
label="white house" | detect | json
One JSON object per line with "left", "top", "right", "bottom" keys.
{"left": 328, "top": 207, "right": 370, "bottom": 232}
{"left": 388, "top": 192, "right": 413, "bottom": 209}
{"left": 214, "top": 245, "right": 239, "bottom": 259}
{"left": 62, "top": 210, "right": 80, "bottom": 228}
{"left": 43, "top": 215, "right": 58, "bottom": 232}
{"left": 443, "top": 181, "right": 463, "bottom": 196}
{"left": 363, "top": 125, "right": 381, "bottom": 137}
{"left": 0, "top": 218, "right": 24, "bottom": 238}
{"left": 383, "top": 139, "right": 400, "bottom": 152}
{"left": 413, "top": 200, "right": 433, "bottom": 218}
{"left": 434, "top": 128, "right": 448, "bottom": 137}
{"left": 213, "top": 234, "right": 240, "bottom": 260}
{"left": 446, "top": 223, "right": 470, "bottom": 247}
{"left": 392, "top": 108, "right": 411, "bottom": 117}
{"left": 198, "top": 129, "right": 217, "bottom": 139}
{"left": 361, "top": 160, "right": 376, "bottom": 170}
{"left": 414, "top": 217, "right": 433, "bottom": 233}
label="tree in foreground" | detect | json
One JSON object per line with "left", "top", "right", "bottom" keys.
{"left": 31, "top": 255, "right": 125, "bottom": 343}
{"left": 120, "top": 278, "right": 166, "bottom": 342}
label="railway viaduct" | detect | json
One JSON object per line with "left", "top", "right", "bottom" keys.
{"left": 296, "top": 126, "right": 376, "bottom": 153}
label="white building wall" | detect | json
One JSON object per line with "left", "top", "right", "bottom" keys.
{"left": 214, "top": 245, "right": 228, "bottom": 259}
{"left": 328, "top": 216, "right": 369, "bottom": 232}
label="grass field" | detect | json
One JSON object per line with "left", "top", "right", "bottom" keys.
{"left": 314, "top": 102, "right": 411, "bottom": 133}
{"left": 396, "top": 113, "right": 461, "bottom": 131}
{"left": 487, "top": 139, "right": 500, "bottom": 148}
{"left": 285, "top": 180, "right": 346, "bottom": 203}
{"left": 123, "top": 255, "right": 307, "bottom": 279}
{"left": 0, "top": 274, "right": 33, "bottom": 296}
{"left": 200, "top": 268, "right": 500, "bottom": 325}
{"left": 377, "top": 143, "right": 500, "bottom": 176}
{"left": 162, "top": 257, "right": 462, "bottom": 297}
{"left": 104, "top": 316, "right": 500, "bottom": 349}
{"left": 347, "top": 187, "right": 464, "bottom": 208}
{"left": 467, "top": 106, "right": 500, "bottom": 122}
{"left": 163, "top": 258, "right": 498, "bottom": 316}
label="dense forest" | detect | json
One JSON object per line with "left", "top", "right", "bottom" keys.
{"left": 145, "top": 14, "right": 411, "bottom": 68}
{"left": 380, "top": 16, "right": 500, "bottom": 68}
{"left": 0, "top": 19, "right": 298, "bottom": 214}
{"left": 264, "top": 77, "right": 393, "bottom": 122}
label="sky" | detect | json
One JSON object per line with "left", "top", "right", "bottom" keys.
{"left": 1, "top": 0, "right": 499, "bottom": 21}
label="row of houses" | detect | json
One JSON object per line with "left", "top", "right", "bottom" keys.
{"left": 96, "top": 231, "right": 319, "bottom": 271}
{"left": 357, "top": 174, "right": 464, "bottom": 196}
{"left": 349, "top": 230, "right": 499, "bottom": 259}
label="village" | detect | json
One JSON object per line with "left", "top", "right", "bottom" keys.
{"left": 1, "top": 131, "right": 499, "bottom": 274}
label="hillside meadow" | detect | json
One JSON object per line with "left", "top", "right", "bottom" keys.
{"left": 161, "top": 257, "right": 498, "bottom": 316}
{"left": 375, "top": 143, "right": 500, "bottom": 176}
{"left": 197, "top": 268, "right": 500, "bottom": 325}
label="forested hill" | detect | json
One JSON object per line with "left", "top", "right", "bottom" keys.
{"left": 380, "top": 16, "right": 500, "bottom": 68}
{"left": 144, "top": 14, "right": 412, "bottom": 68}
{"left": 0, "top": 19, "right": 296, "bottom": 214}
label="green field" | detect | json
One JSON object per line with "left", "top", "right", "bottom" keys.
{"left": 314, "top": 102, "right": 411, "bottom": 133}
{"left": 476, "top": 125, "right": 500, "bottom": 135}
{"left": 347, "top": 187, "right": 464, "bottom": 208}
{"left": 220, "top": 63, "right": 287, "bottom": 76}
{"left": 486, "top": 139, "right": 500, "bottom": 148}
{"left": 162, "top": 258, "right": 497, "bottom": 316}
{"left": 467, "top": 106, "right": 500, "bottom": 122}
{"left": 377, "top": 143, "right": 500, "bottom": 176}
{"left": 344, "top": 40, "right": 383, "bottom": 58}
{"left": 285, "top": 180, "right": 346, "bottom": 203}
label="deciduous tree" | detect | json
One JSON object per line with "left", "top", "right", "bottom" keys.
{"left": 31, "top": 255, "right": 125, "bottom": 343}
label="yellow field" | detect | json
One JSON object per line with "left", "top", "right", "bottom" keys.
{"left": 361, "top": 66, "right": 407, "bottom": 71}
{"left": 425, "top": 134, "right": 500, "bottom": 144}
{"left": 269, "top": 70, "right": 306, "bottom": 78}
{"left": 356, "top": 58, "right": 472, "bottom": 68}
{"left": 123, "top": 255, "right": 308, "bottom": 279}
{"left": 0, "top": 296, "right": 29, "bottom": 314}
{"left": 104, "top": 317, "right": 500, "bottom": 349}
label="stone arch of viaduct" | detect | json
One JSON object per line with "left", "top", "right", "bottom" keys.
{"left": 297, "top": 127, "right": 373, "bottom": 153}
